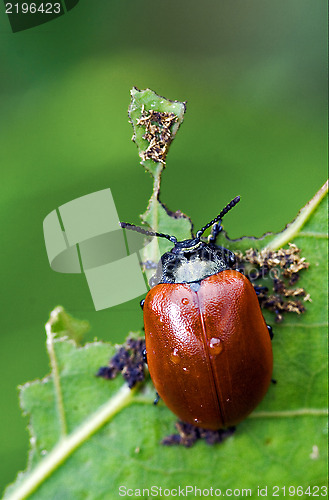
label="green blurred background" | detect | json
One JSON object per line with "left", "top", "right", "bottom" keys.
{"left": 0, "top": 0, "right": 327, "bottom": 493}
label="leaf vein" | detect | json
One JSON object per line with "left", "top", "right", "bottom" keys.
{"left": 46, "top": 318, "right": 67, "bottom": 438}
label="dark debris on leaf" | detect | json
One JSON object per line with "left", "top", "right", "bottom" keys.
{"left": 97, "top": 337, "right": 146, "bottom": 389}
{"left": 235, "top": 243, "right": 309, "bottom": 323}
{"left": 162, "top": 421, "right": 236, "bottom": 447}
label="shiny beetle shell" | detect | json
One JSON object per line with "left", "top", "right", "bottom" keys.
{"left": 122, "top": 197, "right": 273, "bottom": 430}
{"left": 144, "top": 270, "right": 273, "bottom": 430}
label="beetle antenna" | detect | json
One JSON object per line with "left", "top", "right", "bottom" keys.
{"left": 195, "top": 196, "right": 241, "bottom": 239}
{"left": 120, "top": 222, "right": 177, "bottom": 244}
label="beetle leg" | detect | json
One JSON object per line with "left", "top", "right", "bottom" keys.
{"left": 153, "top": 392, "right": 160, "bottom": 405}
{"left": 254, "top": 285, "right": 268, "bottom": 296}
{"left": 149, "top": 275, "right": 160, "bottom": 288}
{"left": 208, "top": 221, "right": 223, "bottom": 243}
{"left": 142, "top": 348, "right": 147, "bottom": 364}
{"left": 162, "top": 421, "right": 236, "bottom": 447}
{"left": 271, "top": 378, "right": 277, "bottom": 384}
{"left": 267, "top": 324, "right": 274, "bottom": 340}
{"left": 140, "top": 298, "right": 145, "bottom": 310}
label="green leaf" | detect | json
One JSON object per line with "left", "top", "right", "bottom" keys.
{"left": 4, "top": 184, "right": 328, "bottom": 500}
{"left": 129, "top": 87, "right": 186, "bottom": 177}
{"left": 4, "top": 84, "right": 327, "bottom": 498}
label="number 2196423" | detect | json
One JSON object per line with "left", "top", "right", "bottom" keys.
{"left": 5, "top": 3, "right": 61, "bottom": 14}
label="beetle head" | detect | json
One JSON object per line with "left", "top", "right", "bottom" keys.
{"left": 120, "top": 196, "right": 240, "bottom": 286}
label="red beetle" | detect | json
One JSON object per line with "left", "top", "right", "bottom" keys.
{"left": 122, "top": 197, "right": 273, "bottom": 430}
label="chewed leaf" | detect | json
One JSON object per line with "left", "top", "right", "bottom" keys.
{"left": 218, "top": 181, "right": 328, "bottom": 323}
{"left": 220, "top": 180, "right": 328, "bottom": 253}
{"left": 128, "top": 88, "right": 192, "bottom": 278}
{"left": 129, "top": 87, "right": 186, "bottom": 176}
{"left": 4, "top": 82, "right": 328, "bottom": 498}
{"left": 265, "top": 179, "right": 328, "bottom": 250}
